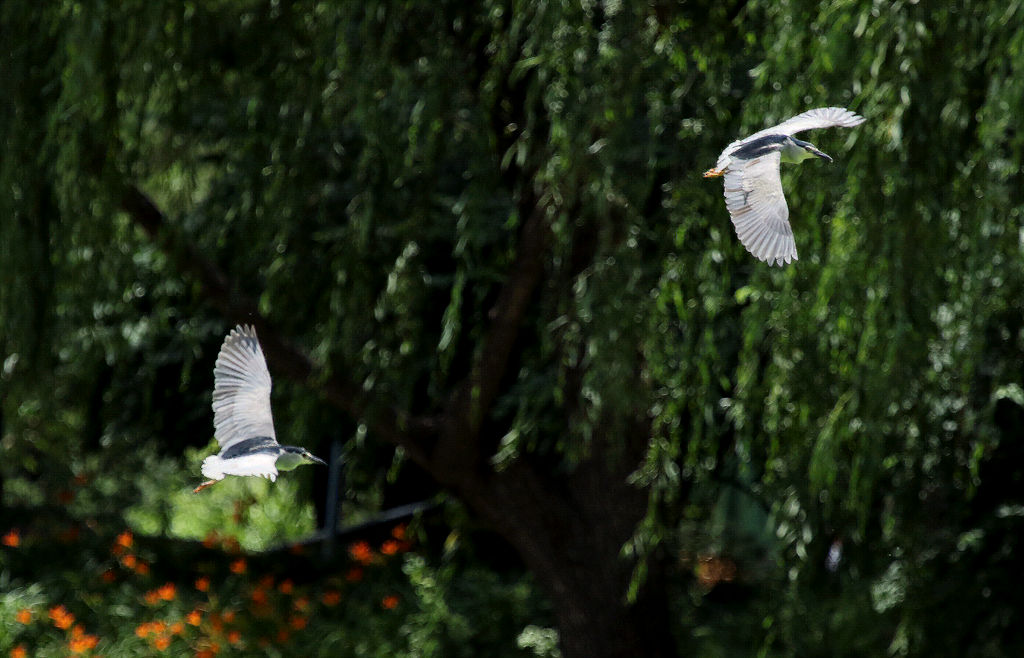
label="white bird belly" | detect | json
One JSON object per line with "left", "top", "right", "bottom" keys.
{"left": 201, "top": 453, "right": 279, "bottom": 482}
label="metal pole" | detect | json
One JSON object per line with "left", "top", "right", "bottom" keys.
{"left": 321, "top": 439, "right": 344, "bottom": 559}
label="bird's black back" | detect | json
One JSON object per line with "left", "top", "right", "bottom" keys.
{"left": 729, "top": 134, "right": 787, "bottom": 161}
{"left": 221, "top": 436, "right": 279, "bottom": 459}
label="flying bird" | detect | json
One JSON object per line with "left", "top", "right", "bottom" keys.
{"left": 703, "top": 107, "right": 866, "bottom": 266}
{"left": 193, "top": 325, "right": 326, "bottom": 493}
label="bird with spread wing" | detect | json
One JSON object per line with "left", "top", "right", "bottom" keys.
{"left": 193, "top": 325, "right": 326, "bottom": 493}
{"left": 704, "top": 107, "right": 866, "bottom": 266}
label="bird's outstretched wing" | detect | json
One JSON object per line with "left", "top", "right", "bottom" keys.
{"left": 746, "top": 107, "right": 865, "bottom": 140}
{"left": 723, "top": 152, "right": 797, "bottom": 266}
{"left": 716, "top": 107, "right": 864, "bottom": 171}
{"left": 212, "top": 325, "right": 277, "bottom": 451}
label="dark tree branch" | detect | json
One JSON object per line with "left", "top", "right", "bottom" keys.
{"left": 425, "top": 23, "right": 554, "bottom": 483}
{"left": 119, "top": 185, "right": 436, "bottom": 466}
{"left": 433, "top": 199, "right": 550, "bottom": 482}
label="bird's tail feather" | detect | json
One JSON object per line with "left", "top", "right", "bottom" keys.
{"left": 201, "top": 455, "right": 226, "bottom": 480}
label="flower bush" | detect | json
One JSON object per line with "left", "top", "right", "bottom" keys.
{"left": 0, "top": 461, "right": 556, "bottom": 657}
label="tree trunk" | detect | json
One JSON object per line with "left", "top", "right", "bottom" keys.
{"left": 465, "top": 449, "right": 676, "bottom": 658}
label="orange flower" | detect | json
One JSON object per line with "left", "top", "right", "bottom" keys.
{"left": 186, "top": 610, "right": 202, "bottom": 626}
{"left": 69, "top": 633, "right": 99, "bottom": 653}
{"left": 71, "top": 624, "right": 85, "bottom": 638}
{"left": 15, "top": 608, "right": 32, "bottom": 624}
{"left": 227, "top": 630, "right": 241, "bottom": 645}
{"left": 55, "top": 614, "right": 76, "bottom": 630}
{"left": 391, "top": 524, "right": 407, "bottom": 540}
{"left": 229, "top": 558, "right": 246, "bottom": 574}
{"left": 137, "top": 620, "right": 169, "bottom": 638}
{"left": 101, "top": 569, "right": 117, "bottom": 583}
{"left": 380, "top": 539, "right": 401, "bottom": 555}
{"left": 345, "top": 567, "right": 364, "bottom": 582}
{"left": 381, "top": 595, "right": 400, "bottom": 610}
{"left": 277, "top": 579, "right": 293, "bottom": 594}
{"left": 202, "top": 531, "right": 219, "bottom": 549}
{"left": 157, "top": 583, "right": 176, "bottom": 601}
{"left": 10, "top": 646, "right": 27, "bottom": 658}
{"left": 121, "top": 554, "right": 137, "bottom": 569}
{"left": 153, "top": 635, "right": 171, "bottom": 650}
{"left": 250, "top": 588, "right": 268, "bottom": 606}
{"left": 276, "top": 629, "right": 290, "bottom": 643}
{"left": 222, "top": 535, "right": 241, "bottom": 554}
{"left": 135, "top": 560, "right": 151, "bottom": 575}
{"left": 292, "top": 596, "right": 310, "bottom": 612}
{"left": 2, "top": 529, "right": 21, "bottom": 547}
{"left": 49, "top": 605, "right": 75, "bottom": 629}
{"left": 116, "top": 531, "right": 133, "bottom": 549}
{"left": 144, "top": 590, "right": 161, "bottom": 605}
{"left": 170, "top": 622, "right": 185, "bottom": 635}
{"left": 348, "top": 541, "right": 374, "bottom": 565}
{"left": 221, "top": 610, "right": 236, "bottom": 624}
{"left": 321, "top": 590, "right": 341, "bottom": 607}
{"left": 195, "top": 576, "right": 210, "bottom": 592}
{"left": 289, "top": 615, "right": 308, "bottom": 630}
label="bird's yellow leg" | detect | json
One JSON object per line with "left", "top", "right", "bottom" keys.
{"left": 193, "top": 480, "right": 218, "bottom": 493}
{"left": 702, "top": 168, "right": 724, "bottom": 178}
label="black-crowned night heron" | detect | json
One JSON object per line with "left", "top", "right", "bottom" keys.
{"left": 193, "top": 325, "right": 326, "bottom": 493}
{"left": 703, "top": 107, "right": 866, "bottom": 266}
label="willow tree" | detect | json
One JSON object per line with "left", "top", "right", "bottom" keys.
{"left": 1, "top": 1, "right": 751, "bottom": 655}
{"left": 6, "top": 0, "right": 1024, "bottom": 656}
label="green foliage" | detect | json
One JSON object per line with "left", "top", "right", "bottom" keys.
{"left": 647, "top": 1, "right": 1024, "bottom": 655}
{"left": 6, "top": 0, "right": 1024, "bottom": 655}
{"left": 0, "top": 452, "right": 551, "bottom": 656}
{"left": 126, "top": 442, "right": 318, "bottom": 552}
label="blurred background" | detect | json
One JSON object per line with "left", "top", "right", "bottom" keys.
{"left": 3, "top": 1, "right": 1024, "bottom": 656}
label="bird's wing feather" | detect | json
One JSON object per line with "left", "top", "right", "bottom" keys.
{"left": 212, "top": 325, "right": 277, "bottom": 451}
{"left": 723, "top": 153, "right": 797, "bottom": 266}
{"left": 716, "top": 107, "right": 864, "bottom": 170}
{"left": 759, "top": 106, "right": 865, "bottom": 138}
